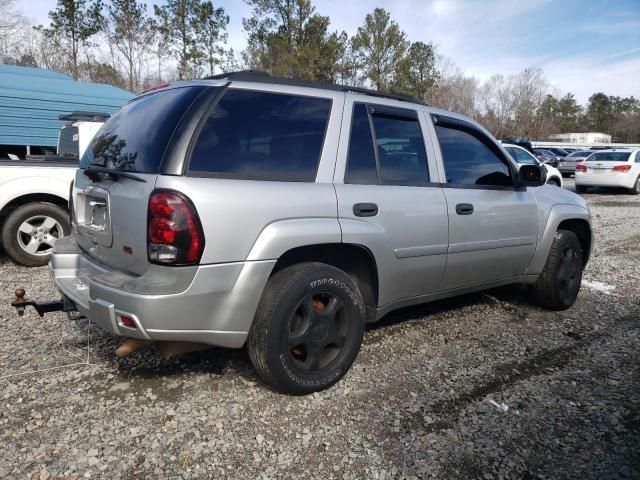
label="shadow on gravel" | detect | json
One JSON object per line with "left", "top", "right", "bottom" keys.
{"left": 580, "top": 187, "right": 638, "bottom": 197}
{"left": 367, "top": 284, "right": 532, "bottom": 334}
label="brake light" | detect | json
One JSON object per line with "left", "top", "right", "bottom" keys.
{"left": 147, "top": 190, "right": 204, "bottom": 265}
{"left": 576, "top": 158, "right": 585, "bottom": 162}
{"left": 612, "top": 165, "right": 631, "bottom": 172}
{"left": 576, "top": 165, "right": 587, "bottom": 172}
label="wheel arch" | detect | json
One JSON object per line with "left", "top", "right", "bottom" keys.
{"left": 525, "top": 205, "right": 592, "bottom": 276}
{"left": 271, "top": 243, "right": 380, "bottom": 322}
{"left": 557, "top": 218, "right": 592, "bottom": 265}
{"left": 0, "top": 193, "right": 68, "bottom": 228}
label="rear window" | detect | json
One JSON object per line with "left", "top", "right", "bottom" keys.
{"left": 590, "top": 152, "right": 631, "bottom": 162}
{"left": 568, "top": 151, "right": 591, "bottom": 157}
{"left": 58, "top": 126, "right": 79, "bottom": 156}
{"left": 188, "top": 89, "right": 331, "bottom": 181}
{"left": 80, "top": 86, "right": 205, "bottom": 173}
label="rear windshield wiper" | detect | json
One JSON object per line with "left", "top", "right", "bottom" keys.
{"left": 83, "top": 166, "right": 146, "bottom": 183}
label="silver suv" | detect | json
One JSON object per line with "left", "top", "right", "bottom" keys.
{"left": 44, "top": 71, "right": 592, "bottom": 394}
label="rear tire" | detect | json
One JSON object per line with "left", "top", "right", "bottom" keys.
{"left": 248, "top": 262, "right": 365, "bottom": 394}
{"left": 575, "top": 185, "right": 587, "bottom": 194}
{"left": 1, "top": 202, "right": 70, "bottom": 267}
{"left": 630, "top": 176, "right": 640, "bottom": 195}
{"left": 561, "top": 172, "right": 571, "bottom": 178}
{"left": 532, "top": 230, "right": 583, "bottom": 311}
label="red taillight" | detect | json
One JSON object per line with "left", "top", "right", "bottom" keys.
{"left": 147, "top": 190, "right": 204, "bottom": 265}
{"left": 576, "top": 165, "right": 587, "bottom": 172}
{"left": 612, "top": 165, "right": 631, "bottom": 172}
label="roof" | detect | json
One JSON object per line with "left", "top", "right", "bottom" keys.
{"left": 205, "top": 70, "right": 428, "bottom": 106}
{"left": 0, "top": 64, "right": 134, "bottom": 147}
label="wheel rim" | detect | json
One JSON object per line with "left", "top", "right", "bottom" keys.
{"left": 286, "top": 293, "right": 348, "bottom": 373}
{"left": 16, "top": 215, "right": 63, "bottom": 256}
{"left": 556, "top": 246, "right": 580, "bottom": 300}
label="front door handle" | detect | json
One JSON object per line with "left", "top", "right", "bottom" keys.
{"left": 353, "top": 203, "right": 378, "bottom": 217}
{"left": 455, "top": 203, "right": 474, "bottom": 215}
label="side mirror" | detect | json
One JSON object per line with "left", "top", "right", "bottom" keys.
{"left": 517, "top": 164, "right": 545, "bottom": 187}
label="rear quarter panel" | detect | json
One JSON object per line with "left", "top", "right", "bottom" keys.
{"left": 154, "top": 178, "right": 340, "bottom": 264}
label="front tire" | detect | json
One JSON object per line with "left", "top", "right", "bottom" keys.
{"left": 532, "top": 230, "right": 583, "bottom": 311}
{"left": 1, "top": 202, "right": 70, "bottom": 267}
{"left": 248, "top": 262, "right": 365, "bottom": 394}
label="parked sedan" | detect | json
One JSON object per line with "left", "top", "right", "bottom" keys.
{"left": 504, "top": 144, "right": 563, "bottom": 187}
{"left": 544, "top": 147, "right": 569, "bottom": 157}
{"left": 557, "top": 150, "right": 593, "bottom": 177}
{"left": 575, "top": 149, "right": 640, "bottom": 195}
{"left": 533, "top": 149, "right": 561, "bottom": 167}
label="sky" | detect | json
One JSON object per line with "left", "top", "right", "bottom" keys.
{"left": 17, "top": 0, "right": 640, "bottom": 105}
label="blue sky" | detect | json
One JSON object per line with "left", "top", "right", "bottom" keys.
{"left": 18, "top": 0, "right": 640, "bottom": 104}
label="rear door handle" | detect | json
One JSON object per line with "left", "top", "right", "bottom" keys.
{"left": 353, "top": 203, "right": 378, "bottom": 217}
{"left": 455, "top": 203, "right": 474, "bottom": 215}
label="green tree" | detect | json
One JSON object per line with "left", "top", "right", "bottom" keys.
{"left": 154, "top": 0, "right": 202, "bottom": 80}
{"left": 106, "top": 0, "right": 154, "bottom": 91}
{"left": 351, "top": 8, "right": 408, "bottom": 91}
{"left": 586, "top": 92, "right": 612, "bottom": 133}
{"left": 393, "top": 41, "right": 439, "bottom": 100}
{"left": 43, "top": 0, "right": 103, "bottom": 79}
{"left": 195, "top": 1, "right": 229, "bottom": 76}
{"left": 555, "top": 93, "right": 582, "bottom": 132}
{"left": 242, "top": 0, "right": 347, "bottom": 81}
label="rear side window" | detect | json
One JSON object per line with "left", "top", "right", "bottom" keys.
{"left": 81, "top": 86, "right": 206, "bottom": 173}
{"left": 590, "top": 152, "right": 631, "bottom": 162}
{"left": 345, "top": 103, "right": 429, "bottom": 186}
{"left": 345, "top": 104, "right": 377, "bottom": 184}
{"left": 189, "top": 90, "right": 331, "bottom": 181}
{"left": 435, "top": 120, "right": 512, "bottom": 187}
{"left": 58, "top": 126, "right": 79, "bottom": 157}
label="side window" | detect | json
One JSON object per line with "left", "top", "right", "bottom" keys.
{"left": 345, "top": 104, "right": 377, "bottom": 184}
{"left": 509, "top": 147, "right": 536, "bottom": 165}
{"left": 189, "top": 90, "right": 331, "bottom": 181}
{"left": 345, "top": 103, "right": 429, "bottom": 186}
{"left": 434, "top": 122, "right": 513, "bottom": 187}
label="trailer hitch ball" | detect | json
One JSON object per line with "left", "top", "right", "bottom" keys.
{"left": 14, "top": 288, "right": 26, "bottom": 316}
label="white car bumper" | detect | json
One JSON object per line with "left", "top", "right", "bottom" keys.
{"left": 575, "top": 172, "right": 636, "bottom": 189}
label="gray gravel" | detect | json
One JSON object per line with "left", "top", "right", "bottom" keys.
{"left": 1, "top": 179, "right": 639, "bottom": 479}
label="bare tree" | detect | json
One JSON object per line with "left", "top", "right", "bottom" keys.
{"left": 429, "top": 57, "right": 479, "bottom": 119}
{"left": 106, "top": 0, "right": 155, "bottom": 91}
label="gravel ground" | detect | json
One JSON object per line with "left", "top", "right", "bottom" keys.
{"left": 1, "top": 179, "right": 638, "bottom": 479}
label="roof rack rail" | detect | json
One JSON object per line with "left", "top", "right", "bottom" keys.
{"left": 58, "top": 111, "right": 110, "bottom": 122}
{"left": 203, "top": 70, "right": 428, "bottom": 106}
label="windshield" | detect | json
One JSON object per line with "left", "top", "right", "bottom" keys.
{"left": 568, "top": 151, "right": 591, "bottom": 157}
{"left": 80, "top": 86, "right": 206, "bottom": 173}
{"left": 589, "top": 152, "right": 631, "bottom": 162}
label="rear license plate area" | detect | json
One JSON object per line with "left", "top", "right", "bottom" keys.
{"left": 75, "top": 187, "right": 112, "bottom": 245}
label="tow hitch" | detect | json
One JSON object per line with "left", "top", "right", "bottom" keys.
{"left": 11, "top": 288, "right": 75, "bottom": 317}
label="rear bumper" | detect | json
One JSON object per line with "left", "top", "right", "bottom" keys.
{"left": 50, "top": 236, "right": 275, "bottom": 348}
{"left": 557, "top": 164, "right": 575, "bottom": 173}
{"left": 575, "top": 173, "right": 635, "bottom": 189}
